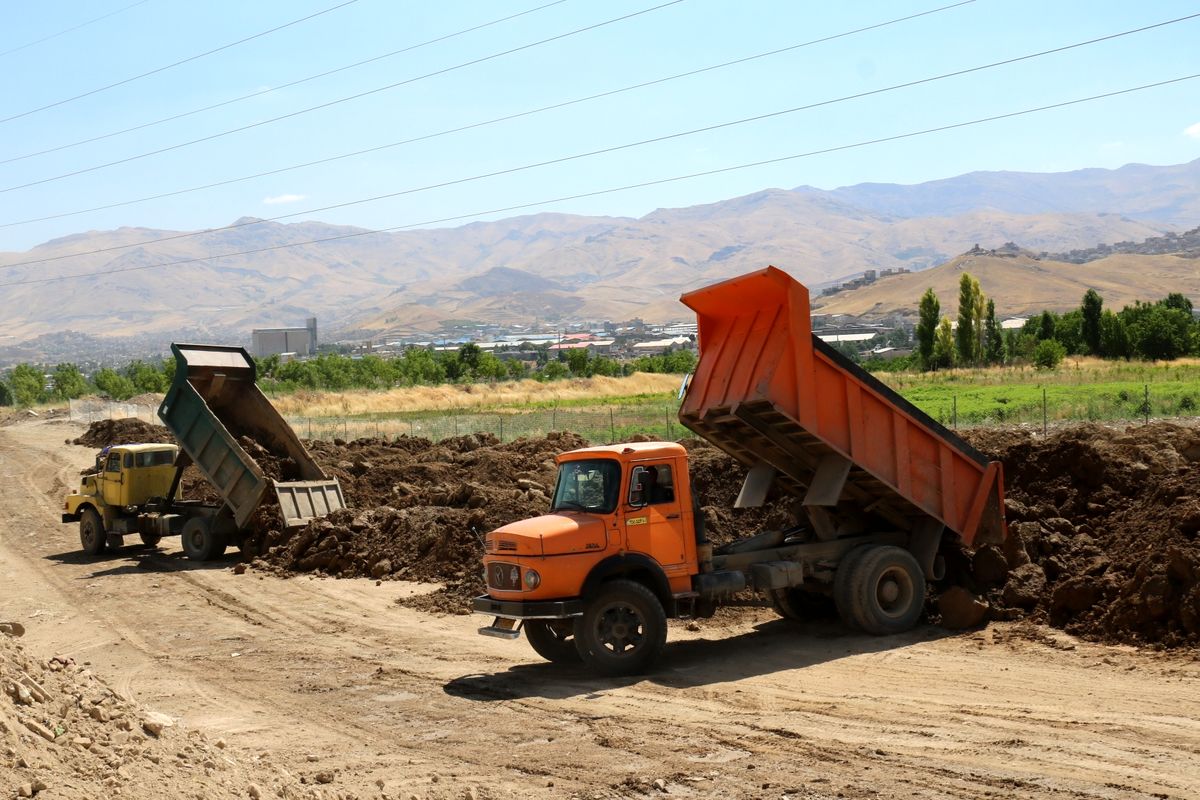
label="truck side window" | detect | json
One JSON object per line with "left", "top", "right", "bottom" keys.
{"left": 105, "top": 453, "right": 122, "bottom": 473}
{"left": 123, "top": 453, "right": 134, "bottom": 468}
{"left": 629, "top": 464, "right": 675, "bottom": 505}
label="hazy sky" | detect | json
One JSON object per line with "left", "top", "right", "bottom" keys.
{"left": 0, "top": 0, "right": 1197, "bottom": 251}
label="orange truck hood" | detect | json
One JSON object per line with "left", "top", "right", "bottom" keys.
{"left": 489, "top": 513, "right": 607, "bottom": 556}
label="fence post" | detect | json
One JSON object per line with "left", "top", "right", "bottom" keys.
{"left": 552, "top": 406, "right": 557, "bottom": 431}
{"left": 409, "top": 420, "right": 414, "bottom": 437}
{"left": 454, "top": 415, "right": 458, "bottom": 436}
{"left": 952, "top": 395, "right": 957, "bottom": 431}
{"left": 1042, "top": 387, "right": 1047, "bottom": 435}
{"left": 610, "top": 408, "right": 615, "bottom": 444}
{"left": 499, "top": 416, "right": 504, "bottom": 442}
{"left": 1144, "top": 384, "right": 1150, "bottom": 425}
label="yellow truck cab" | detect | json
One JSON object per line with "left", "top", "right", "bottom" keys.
{"left": 63, "top": 443, "right": 180, "bottom": 555}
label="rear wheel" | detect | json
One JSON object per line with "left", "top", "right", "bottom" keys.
{"left": 573, "top": 579, "right": 667, "bottom": 677}
{"left": 524, "top": 620, "right": 581, "bottom": 663}
{"left": 769, "top": 588, "right": 835, "bottom": 621}
{"left": 181, "top": 518, "right": 227, "bottom": 561}
{"left": 79, "top": 509, "right": 107, "bottom": 556}
{"left": 845, "top": 546, "right": 926, "bottom": 635}
{"left": 140, "top": 533, "right": 162, "bottom": 548}
{"left": 833, "top": 545, "right": 873, "bottom": 630}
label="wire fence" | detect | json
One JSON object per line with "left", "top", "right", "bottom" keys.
{"left": 286, "top": 382, "right": 1200, "bottom": 444}
{"left": 68, "top": 397, "right": 162, "bottom": 425}
{"left": 286, "top": 404, "right": 687, "bottom": 445}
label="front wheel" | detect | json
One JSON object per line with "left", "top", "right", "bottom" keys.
{"left": 573, "top": 579, "right": 667, "bottom": 676}
{"left": 524, "top": 620, "right": 581, "bottom": 663}
{"left": 79, "top": 509, "right": 107, "bottom": 556}
{"left": 181, "top": 518, "right": 227, "bottom": 561}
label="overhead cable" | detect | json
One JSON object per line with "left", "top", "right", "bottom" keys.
{"left": 2, "top": 72, "right": 1194, "bottom": 288}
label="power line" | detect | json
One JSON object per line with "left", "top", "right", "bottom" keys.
{"left": 2, "top": 72, "right": 1195, "bottom": 289}
{"left": 0, "top": 0, "right": 153, "bottom": 60}
{"left": 0, "top": 0, "right": 573, "bottom": 167}
{"left": 3, "top": 13, "right": 1194, "bottom": 268}
{"left": 0, "top": 0, "right": 359, "bottom": 126}
{"left": 0, "top": 0, "right": 686, "bottom": 194}
{"left": 0, "top": 0, "right": 977, "bottom": 228}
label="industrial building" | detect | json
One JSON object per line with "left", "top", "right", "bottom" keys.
{"left": 251, "top": 318, "right": 318, "bottom": 359}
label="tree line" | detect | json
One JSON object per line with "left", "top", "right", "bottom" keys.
{"left": 0, "top": 344, "right": 698, "bottom": 407}
{"left": 913, "top": 274, "right": 1198, "bottom": 371}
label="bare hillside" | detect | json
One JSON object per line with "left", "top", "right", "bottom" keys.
{"left": 814, "top": 252, "right": 1200, "bottom": 318}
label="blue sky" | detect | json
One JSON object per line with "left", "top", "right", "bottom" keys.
{"left": 0, "top": 0, "right": 1197, "bottom": 251}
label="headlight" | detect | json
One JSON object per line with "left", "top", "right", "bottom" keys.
{"left": 523, "top": 569, "right": 541, "bottom": 589}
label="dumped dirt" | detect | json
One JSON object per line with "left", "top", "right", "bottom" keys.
{"left": 70, "top": 419, "right": 167, "bottom": 448}
{"left": 962, "top": 422, "right": 1200, "bottom": 648}
{"left": 0, "top": 628, "right": 320, "bottom": 799}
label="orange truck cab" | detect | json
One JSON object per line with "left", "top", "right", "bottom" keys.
{"left": 474, "top": 266, "right": 1007, "bottom": 676}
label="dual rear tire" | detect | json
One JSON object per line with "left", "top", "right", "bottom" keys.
{"left": 181, "top": 517, "right": 228, "bottom": 561}
{"left": 835, "top": 545, "right": 926, "bottom": 634}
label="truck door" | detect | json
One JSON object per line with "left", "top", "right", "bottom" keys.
{"left": 624, "top": 460, "right": 685, "bottom": 567}
{"left": 101, "top": 451, "right": 125, "bottom": 507}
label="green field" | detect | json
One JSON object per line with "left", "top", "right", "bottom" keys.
{"left": 274, "top": 359, "right": 1200, "bottom": 442}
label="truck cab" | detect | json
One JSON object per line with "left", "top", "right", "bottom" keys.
{"left": 475, "top": 442, "right": 703, "bottom": 674}
{"left": 63, "top": 443, "right": 180, "bottom": 555}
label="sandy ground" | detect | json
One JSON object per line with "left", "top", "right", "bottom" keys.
{"left": 2, "top": 418, "right": 1199, "bottom": 799}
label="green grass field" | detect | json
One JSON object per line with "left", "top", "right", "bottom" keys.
{"left": 282, "top": 357, "right": 1200, "bottom": 441}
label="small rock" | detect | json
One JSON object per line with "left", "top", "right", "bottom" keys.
{"left": 248, "top": 785, "right": 263, "bottom": 799}
{"left": 685, "top": 621, "right": 700, "bottom": 632}
{"left": 314, "top": 770, "right": 334, "bottom": 784}
{"left": 17, "top": 783, "right": 32, "bottom": 798}
{"left": 370, "top": 559, "right": 392, "bottom": 580}
{"left": 1002, "top": 562, "right": 1046, "bottom": 609}
{"left": 653, "top": 777, "right": 668, "bottom": 792}
{"left": 216, "top": 738, "right": 227, "bottom": 749}
{"left": 233, "top": 563, "right": 247, "bottom": 575}
{"left": 141, "top": 711, "right": 174, "bottom": 737}
{"left": 306, "top": 753, "right": 319, "bottom": 762}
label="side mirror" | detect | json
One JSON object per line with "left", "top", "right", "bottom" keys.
{"left": 627, "top": 487, "right": 647, "bottom": 509}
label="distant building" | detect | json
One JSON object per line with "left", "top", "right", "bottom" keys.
{"left": 252, "top": 318, "right": 317, "bottom": 358}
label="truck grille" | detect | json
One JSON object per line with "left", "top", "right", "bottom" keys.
{"left": 487, "top": 562, "right": 522, "bottom": 591}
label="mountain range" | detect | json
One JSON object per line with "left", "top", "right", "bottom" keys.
{"left": 1, "top": 157, "right": 1197, "bottom": 362}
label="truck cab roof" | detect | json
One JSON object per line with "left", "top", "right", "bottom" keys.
{"left": 107, "top": 443, "right": 178, "bottom": 453}
{"left": 558, "top": 441, "right": 686, "bottom": 463}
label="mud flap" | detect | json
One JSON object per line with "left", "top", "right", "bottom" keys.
{"left": 478, "top": 617, "right": 522, "bottom": 640}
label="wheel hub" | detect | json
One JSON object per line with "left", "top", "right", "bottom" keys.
{"left": 597, "top": 604, "right": 643, "bottom": 654}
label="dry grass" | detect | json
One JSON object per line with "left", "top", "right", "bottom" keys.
{"left": 268, "top": 373, "right": 683, "bottom": 417}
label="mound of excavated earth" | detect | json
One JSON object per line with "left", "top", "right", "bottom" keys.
{"left": 963, "top": 422, "right": 1200, "bottom": 647}
{"left": 0, "top": 628, "right": 321, "bottom": 798}
{"left": 70, "top": 418, "right": 166, "bottom": 448}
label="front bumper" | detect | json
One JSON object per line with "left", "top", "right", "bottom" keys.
{"left": 472, "top": 595, "right": 584, "bottom": 620}
{"left": 62, "top": 513, "right": 77, "bottom": 524}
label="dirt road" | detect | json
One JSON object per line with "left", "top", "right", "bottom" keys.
{"left": 3, "top": 419, "right": 1198, "bottom": 799}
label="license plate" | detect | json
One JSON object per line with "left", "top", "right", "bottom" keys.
{"left": 487, "top": 562, "right": 521, "bottom": 590}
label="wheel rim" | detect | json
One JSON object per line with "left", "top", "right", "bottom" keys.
{"left": 875, "top": 566, "right": 915, "bottom": 618}
{"left": 594, "top": 602, "right": 645, "bottom": 655}
{"left": 82, "top": 520, "right": 98, "bottom": 548}
{"left": 185, "top": 528, "right": 204, "bottom": 552}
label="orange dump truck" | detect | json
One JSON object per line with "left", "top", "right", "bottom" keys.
{"left": 474, "top": 266, "right": 1007, "bottom": 675}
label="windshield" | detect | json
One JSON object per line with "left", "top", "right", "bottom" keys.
{"left": 551, "top": 459, "right": 622, "bottom": 514}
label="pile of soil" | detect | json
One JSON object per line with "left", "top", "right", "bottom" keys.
{"left": 71, "top": 419, "right": 167, "bottom": 448}
{"left": 254, "top": 431, "right": 586, "bottom": 612}
{"left": 0, "top": 627, "right": 320, "bottom": 798}
{"left": 961, "top": 422, "right": 1200, "bottom": 648}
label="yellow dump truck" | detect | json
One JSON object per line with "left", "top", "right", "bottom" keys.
{"left": 62, "top": 343, "right": 344, "bottom": 560}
